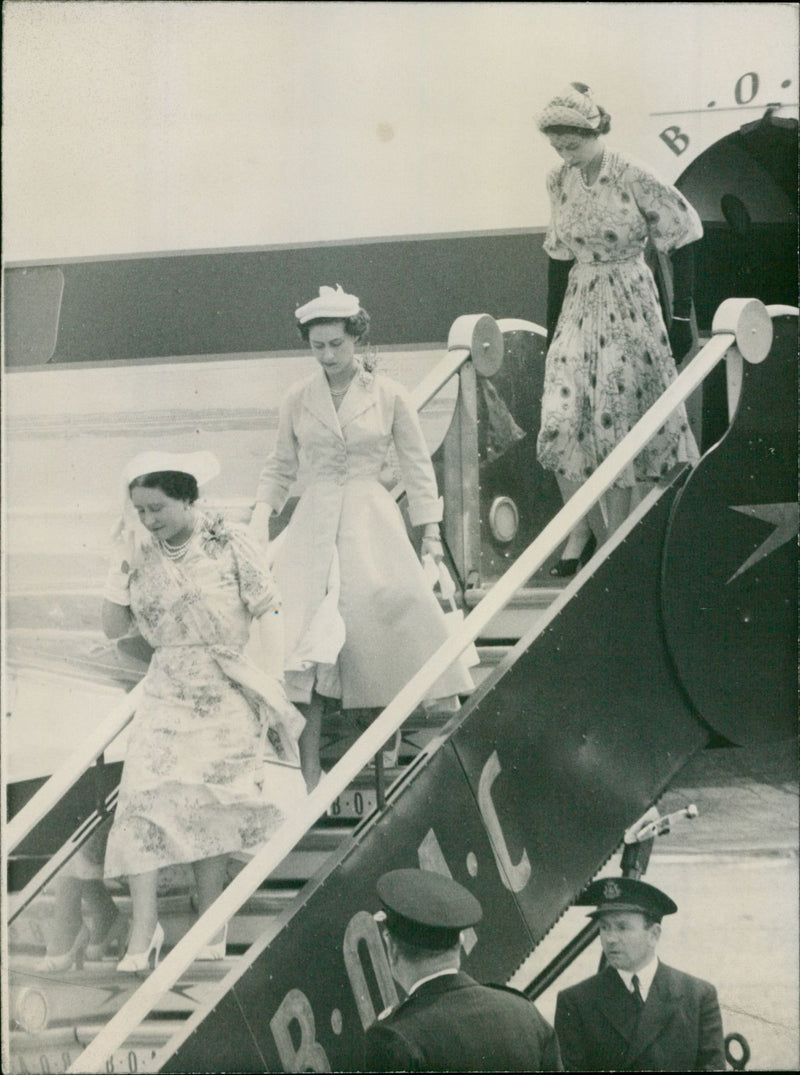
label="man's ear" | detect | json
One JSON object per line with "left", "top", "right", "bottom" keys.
{"left": 383, "top": 931, "right": 398, "bottom": 965}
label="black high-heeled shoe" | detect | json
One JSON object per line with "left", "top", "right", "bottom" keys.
{"left": 549, "top": 533, "right": 597, "bottom": 578}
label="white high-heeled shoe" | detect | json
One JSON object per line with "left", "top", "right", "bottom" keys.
{"left": 196, "top": 924, "right": 228, "bottom": 962}
{"left": 116, "top": 921, "right": 164, "bottom": 973}
{"left": 34, "top": 924, "right": 90, "bottom": 973}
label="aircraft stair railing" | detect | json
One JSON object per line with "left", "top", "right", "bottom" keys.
{"left": 6, "top": 683, "right": 143, "bottom": 862}
{"left": 54, "top": 296, "right": 779, "bottom": 1073}
{"left": 5, "top": 317, "right": 491, "bottom": 857}
{"left": 3, "top": 315, "right": 497, "bottom": 1069}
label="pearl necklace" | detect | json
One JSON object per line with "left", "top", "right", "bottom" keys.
{"left": 580, "top": 147, "right": 607, "bottom": 190}
{"left": 160, "top": 523, "right": 195, "bottom": 561}
{"left": 329, "top": 374, "right": 356, "bottom": 400}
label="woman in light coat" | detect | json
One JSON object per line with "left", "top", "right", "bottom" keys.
{"left": 250, "top": 286, "right": 473, "bottom": 789}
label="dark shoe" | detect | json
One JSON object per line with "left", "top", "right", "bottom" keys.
{"left": 549, "top": 533, "right": 597, "bottom": 578}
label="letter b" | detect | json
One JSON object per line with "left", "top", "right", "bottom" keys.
{"left": 270, "top": 989, "right": 331, "bottom": 1072}
{"left": 659, "top": 125, "right": 689, "bottom": 155}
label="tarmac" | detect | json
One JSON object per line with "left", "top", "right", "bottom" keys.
{"left": 513, "top": 740, "right": 799, "bottom": 1072}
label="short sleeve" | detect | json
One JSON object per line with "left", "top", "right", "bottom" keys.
{"left": 228, "top": 524, "right": 282, "bottom": 617}
{"left": 102, "top": 562, "right": 132, "bottom": 606}
{"left": 626, "top": 158, "right": 703, "bottom": 252}
{"left": 543, "top": 167, "right": 575, "bottom": 260}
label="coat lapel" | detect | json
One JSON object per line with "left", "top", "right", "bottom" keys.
{"left": 623, "top": 962, "right": 680, "bottom": 1068}
{"left": 302, "top": 371, "right": 344, "bottom": 438}
{"left": 594, "top": 966, "right": 641, "bottom": 1044}
{"left": 336, "top": 375, "right": 376, "bottom": 429}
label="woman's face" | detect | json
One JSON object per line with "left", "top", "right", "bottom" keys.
{"left": 130, "top": 485, "right": 193, "bottom": 543}
{"left": 308, "top": 321, "right": 358, "bottom": 379}
{"left": 546, "top": 132, "right": 600, "bottom": 168}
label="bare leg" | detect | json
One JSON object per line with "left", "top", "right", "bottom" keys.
{"left": 601, "top": 486, "right": 633, "bottom": 538}
{"left": 45, "top": 875, "right": 84, "bottom": 956}
{"left": 82, "top": 879, "right": 120, "bottom": 943}
{"left": 556, "top": 477, "right": 604, "bottom": 558}
{"left": 192, "top": 854, "right": 229, "bottom": 946}
{"left": 126, "top": 870, "right": 159, "bottom": 954}
{"left": 298, "top": 695, "right": 324, "bottom": 792}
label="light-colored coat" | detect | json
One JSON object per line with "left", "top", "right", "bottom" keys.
{"left": 256, "top": 368, "right": 473, "bottom": 708}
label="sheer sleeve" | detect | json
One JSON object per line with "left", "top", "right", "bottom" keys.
{"left": 627, "top": 159, "right": 703, "bottom": 252}
{"left": 228, "top": 524, "right": 282, "bottom": 617}
{"left": 543, "top": 167, "right": 576, "bottom": 261}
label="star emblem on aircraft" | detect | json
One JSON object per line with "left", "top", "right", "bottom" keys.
{"left": 727, "top": 502, "right": 799, "bottom": 583}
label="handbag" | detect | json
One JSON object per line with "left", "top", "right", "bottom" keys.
{"left": 422, "top": 555, "right": 480, "bottom": 668}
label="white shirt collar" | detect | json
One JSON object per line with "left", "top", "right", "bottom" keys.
{"left": 617, "top": 956, "right": 659, "bottom": 1001}
{"left": 408, "top": 968, "right": 459, "bottom": 996}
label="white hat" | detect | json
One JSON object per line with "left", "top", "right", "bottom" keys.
{"left": 295, "top": 285, "right": 360, "bottom": 324}
{"left": 123, "top": 450, "right": 220, "bottom": 488}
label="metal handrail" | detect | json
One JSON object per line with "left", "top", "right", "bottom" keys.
{"left": 6, "top": 339, "right": 475, "bottom": 858}
{"left": 6, "top": 681, "right": 143, "bottom": 853}
{"left": 71, "top": 300, "right": 772, "bottom": 1073}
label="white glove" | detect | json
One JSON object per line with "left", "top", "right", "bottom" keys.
{"left": 421, "top": 533, "right": 444, "bottom": 562}
{"left": 249, "top": 502, "right": 272, "bottom": 549}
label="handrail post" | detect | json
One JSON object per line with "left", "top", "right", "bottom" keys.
{"left": 24, "top": 300, "right": 776, "bottom": 1074}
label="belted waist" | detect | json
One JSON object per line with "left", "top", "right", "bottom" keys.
{"left": 571, "top": 253, "right": 646, "bottom": 270}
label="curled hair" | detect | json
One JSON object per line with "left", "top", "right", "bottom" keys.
{"left": 298, "top": 308, "right": 371, "bottom": 345}
{"left": 129, "top": 470, "right": 199, "bottom": 503}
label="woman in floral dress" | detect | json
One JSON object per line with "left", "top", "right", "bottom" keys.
{"left": 102, "top": 451, "right": 305, "bottom": 971}
{"left": 536, "top": 83, "right": 703, "bottom": 574}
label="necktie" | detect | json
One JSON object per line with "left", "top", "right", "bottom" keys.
{"left": 631, "top": 974, "right": 645, "bottom": 1011}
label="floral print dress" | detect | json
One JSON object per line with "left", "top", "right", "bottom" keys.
{"left": 104, "top": 514, "right": 305, "bottom": 878}
{"left": 537, "top": 150, "right": 703, "bottom": 487}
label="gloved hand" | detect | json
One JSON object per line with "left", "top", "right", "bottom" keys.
{"left": 249, "top": 502, "right": 272, "bottom": 549}
{"left": 668, "top": 317, "right": 694, "bottom": 364}
{"left": 421, "top": 529, "right": 444, "bottom": 562}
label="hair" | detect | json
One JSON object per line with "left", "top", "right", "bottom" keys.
{"left": 387, "top": 931, "right": 460, "bottom": 963}
{"left": 297, "top": 308, "right": 371, "bottom": 345}
{"left": 542, "top": 109, "right": 612, "bottom": 138}
{"left": 128, "top": 470, "right": 199, "bottom": 503}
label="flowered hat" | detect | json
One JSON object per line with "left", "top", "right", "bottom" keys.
{"left": 537, "top": 82, "right": 604, "bottom": 132}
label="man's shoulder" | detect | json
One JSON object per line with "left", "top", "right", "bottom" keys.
{"left": 657, "top": 962, "right": 718, "bottom": 997}
{"left": 556, "top": 966, "right": 616, "bottom": 1005}
{"left": 483, "top": 981, "right": 545, "bottom": 1008}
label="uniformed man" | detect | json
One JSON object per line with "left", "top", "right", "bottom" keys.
{"left": 554, "top": 877, "right": 725, "bottom": 1071}
{"left": 363, "top": 868, "right": 562, "bottom": 1072}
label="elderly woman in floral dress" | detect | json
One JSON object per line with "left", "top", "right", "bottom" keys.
{"left": 102, "top": 451, "right": 305, "bottom": 971}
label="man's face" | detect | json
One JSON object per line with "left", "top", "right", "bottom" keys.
{"left": 598, "top": 911, "right": 660, "bottom": 972}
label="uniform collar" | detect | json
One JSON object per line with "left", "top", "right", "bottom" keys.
{"left": 407, "top": 967, "right": 459, "bottom": 996}
{"left": 617, "top": 955, "right": 659, "bottom": 1000}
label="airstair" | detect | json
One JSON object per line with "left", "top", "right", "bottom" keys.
{"left": 4, "top": 300, "right": 795, "bottom": 1073}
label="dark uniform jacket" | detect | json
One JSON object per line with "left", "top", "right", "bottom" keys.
{"left": 555, "top": 961, "right": 725, "bottom": 1071}
{"left": 363, "top": 970, "right": 563, "bottom": 1072}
